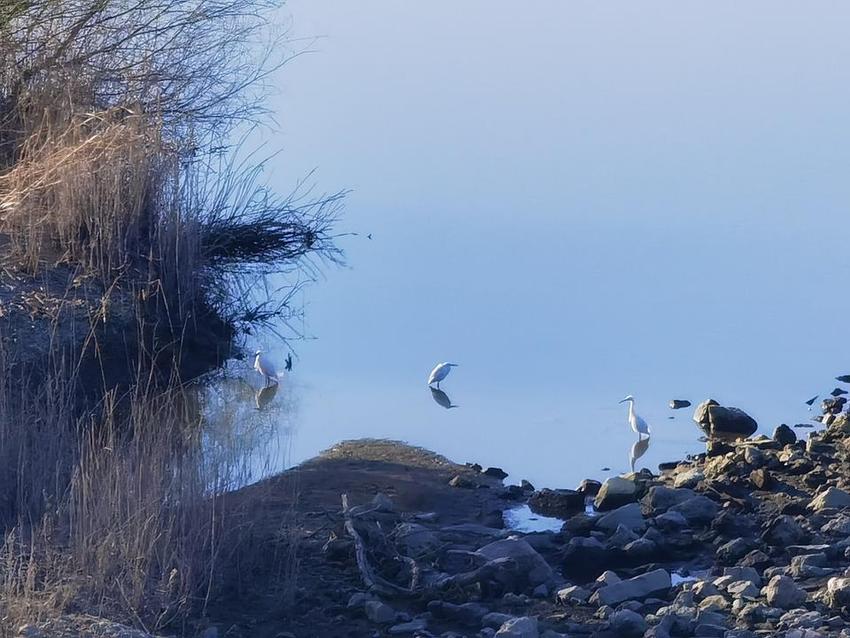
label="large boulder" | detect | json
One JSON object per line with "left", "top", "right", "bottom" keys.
{"left": 591, "top": 569, "right": 671, "bottom": 606}
{"left": 528, "top": 488, "right": 584, "bottom": 519}
{"left": 763, "top": 575, "right": 806, "bottom": 609}
{"left": 476, "top": 538, "right": 553, "bottom": 589}
{"left": 641, "top": 486, "right": 697, "bottom": 515}
{"left": 609, "top": 609, "right": 647, "bottom": 637}
{"left": 562, "top": 536, "right": 609, "bottom": 578}
{"left": 596, "top": 502, "right": 647, "bottom": 533}
{"left": 594, "top": 476, "right": 639, "bottom": 510}
{"left": 693, "top": 399, "right": 758, "bottom": 439}
{"left": 825, "top": 577, "right": 850, "bottom": 608}
{"left": 808, "top": 487, "right": 850, "bottom": 512}
{"left": 668, "top": 495, "right": 719, "bottom": 525}
{"left": 762, "top": 515, "right": 809, "bottom": 547}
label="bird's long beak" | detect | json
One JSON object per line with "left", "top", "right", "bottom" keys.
{"left": 618, "top": 398, "right": 628, "bottom": 404}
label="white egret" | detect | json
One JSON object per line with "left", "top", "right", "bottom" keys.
{"left": 427, "top": 362, "right": 458, "bottom": 388}
{"left": 619, "top": 395, "right": 651, "bottom": 438}
{"left": 254, "top": 350, "right": 279, "bottom": 386}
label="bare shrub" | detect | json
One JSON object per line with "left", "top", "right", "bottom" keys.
{"left": 0, "top": 0, "right": 334, "bottom": 631}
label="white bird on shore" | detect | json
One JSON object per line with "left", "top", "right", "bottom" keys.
{"left": 254, "top": 350, "right": 279, "bottom": 386}
{"left": 619, "top": 395, "right": 651, "bottom": 438}
{"left": 427, "top": 362, "right": 458, "bottom": 388}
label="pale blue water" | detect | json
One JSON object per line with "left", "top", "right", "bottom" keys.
{"left": 239, "top": 2, "right": 850, "bottom": 489}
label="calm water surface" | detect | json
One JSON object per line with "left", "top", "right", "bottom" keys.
{"left": 232, "top": 2, "right": 850, "bottom": 489}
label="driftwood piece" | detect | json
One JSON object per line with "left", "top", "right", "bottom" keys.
{"left": 341, "top": 493, "right": 418, "bottom": 597}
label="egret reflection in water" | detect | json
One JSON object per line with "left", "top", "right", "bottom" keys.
{"left": 629, "top": 436, "right": 651, "bottom": 473}
{"left": 429, "top": 387, "right": 459, "bottom": 409}
{"left": 255, "top": 382, "right": 279, "bottom": 410}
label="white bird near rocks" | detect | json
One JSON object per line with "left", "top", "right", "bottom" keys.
{"left": 619, "top": 395, "right": 651, "bottom": 438}
{"left": 427, "top": 362, "right": 458, "bottom": 388}
{"left": 254, "top": 350, "right": 279, "bottom": 386}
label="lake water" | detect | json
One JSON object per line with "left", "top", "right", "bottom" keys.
{"left": 235, "top": 2, "right": 850, "bottom": 490}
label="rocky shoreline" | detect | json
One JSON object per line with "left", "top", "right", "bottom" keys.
{"left": 294, "top": 397, "right": 850, "bottom": 637}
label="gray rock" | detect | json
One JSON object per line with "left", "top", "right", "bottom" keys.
{"left": 606, "top": 524, "right": 639, "bottom": 549}
{"left": 773, "top": 424, "right": 797, "bottom": 446}
{"left": 495, "top": 616, "right": 539, "bottom": 638}
{"left": 823, "top": 514, "right": 850, "bottom": 535}
{"left": 669, "top": 495, "right": 719, "bottom": 525}
{"left": 595, "top": 476, "right": 640, "bottom": 511}
{"left": 578, "top": 478, "right": 602, "bottom": 496}
{"left": 763, "top": 515, "right": 808, "bottom": 546}
{"left": 484, "top": 467, "right": 509, "bottom": 479}
{"left": 528, "top": 488, "right": 583, "bottom": 518}
{"left": 726, "top": 580, "right": 760, "bottom": 599}
{"left": 591, "top": 569, "right": 671, "bottom": 606}
{"left": 763, "top": 575, "right": 806, "bottom": 609}
{"left": 555, "top": 585, "right": 590, "bottom": 604}
{"left": 388, "top": 618, "right": 428, "bottom": 635}
{"left": 716, "top": 537, "right": 752, "bottom": 562}
{"left": 623, "top": 537, "right": 657, "bottom": 560}
{"left": 655, "top": 510, "right": 689, "bottom": 530}
{"left": 723, "top": 566, "right": 762, "bottom": 587}
{"left": 825, "top": 576, "right": 850, "bottom": 608}
{"left": 642, "top": 486, "right": 697, "bottom": 514}
{"left": 609, "top": 609, "right": 647, "bottom": 637}
{"left": 596, "top": 503, "right": 646, "bottom": 533}
{"left": 693, "top": 399, "right": 758, "bottom": 438}
{"left": 691, "top": 580, "right": 721, "bottom": 600}
{"left": 693, "top": 623, "right": 726, "bottom": 637}
{"left": 698, "top": 595, "right": 729, "bottom": 612}
{"left": 791, "top": 553, "right": 834, "bottom": 578}
{"left": 743, "top": 446, "right": 766, "bottom": 467}
{"left": 476, "top": 538, "right": 553, "bottom": 588}
{"left": 779, "top": 610, "right": 826, "bottom": 630}
{"left": 670, "top": 399, "right": 692, "bottom": 410}
{"left": 596, "top": 569, "right": 621, "bottom": 585}
{"left": 562, "top": 536, "right": 607, "bottom": 578}
{"left": 365, "top": 600, "right": 398, "bottom": 624}
{"left": 809, "top": 487, "right": 850, "bottom": 511}
{"left": 673, "top": 468, "right": 705, "bottom": 489}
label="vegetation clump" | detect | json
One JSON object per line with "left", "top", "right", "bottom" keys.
{"left": 0, "top": 0, "right": 337, "bottom": 631}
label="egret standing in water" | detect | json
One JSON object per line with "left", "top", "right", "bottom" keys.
{"left": 254, "top": 350, "right": 279, "bottom": 386}
{"left": 619, "top": 395, "right": 651, "bottom": 438}
{"left": 427, "top": 362, "right": 458, "bottom": 388}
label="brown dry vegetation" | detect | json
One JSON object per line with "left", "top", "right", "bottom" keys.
{"left": 0, "top": 1, "right": 337, "bottom": 633}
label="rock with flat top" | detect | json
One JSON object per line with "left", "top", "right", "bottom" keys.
{"left": 591, "top": 569, "right": 671, "bottom": 606}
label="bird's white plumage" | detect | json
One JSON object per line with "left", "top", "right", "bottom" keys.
{"left": 427, "top": 362, "right": 458, "bottom": 387}
{"left": 620, "top": 395, "right": 651, "bottom": 436}
{"left": 254, "top": 350, "right": 279, "bottom": 385}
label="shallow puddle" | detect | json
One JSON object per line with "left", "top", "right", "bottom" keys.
{"left": 503, "top": 504, "right": 564, "bottom": 533}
